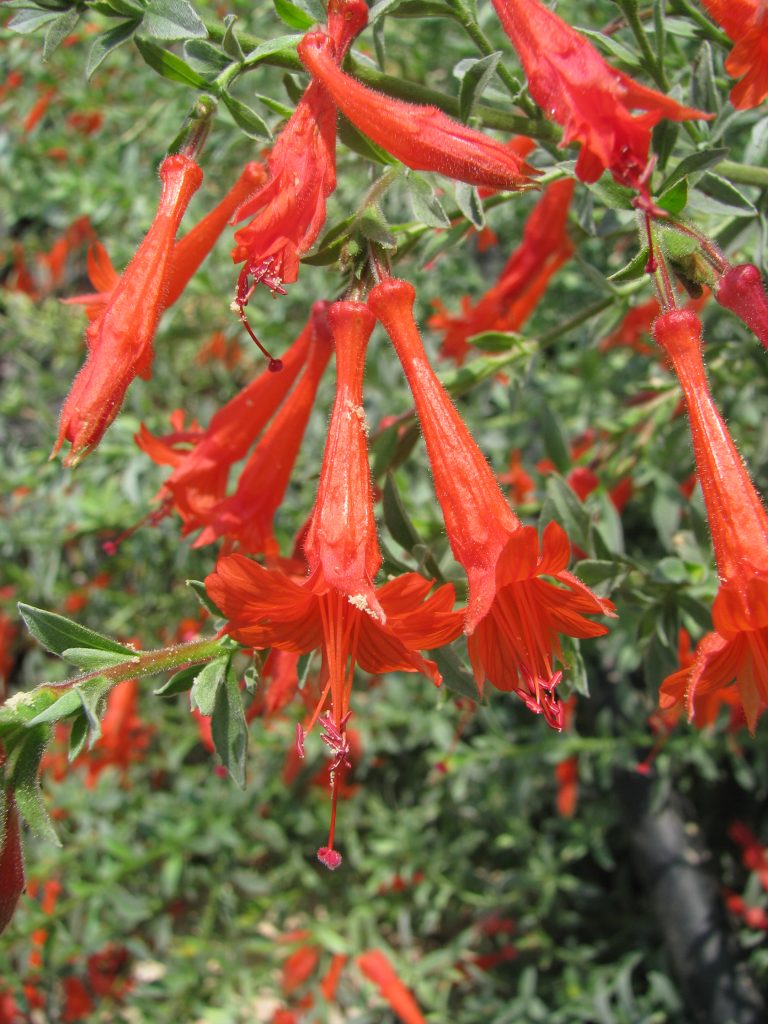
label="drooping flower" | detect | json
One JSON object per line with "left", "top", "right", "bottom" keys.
{"left": 297, "top": 31, "right": 533, "bottom": 193}
{"left": 654, "top": 309, "right": 768, "bottom": 729}
{"left": 194, "top": 304, "right": 333, "bottom": 553}
{"left": 490, "top": 0, "right": 711, "bottom": 189}
{"left": 701, "top": 0, "right": 768, "bottom": 109}
{"left": 65, "top": 162, "right": 266, "bottom": 322}
{"left": 136, "top": 315, "right": 313, "bottom": 535}
{"left": 430, "top": 178, "right": 574, "bottom": 363}
{"left": 206, "top": 301, "right": 463, "bottom": 867}
{"left": 54, "top": 154, "right": 203, "bottom": 464}
{"left": 232, "top": 0, "right": 369, "bottom": 293}
{"left": 714, "top": 262, "right": 768, "bottom": 350}
{"left": 369, "top": 277, "right": 614, "bottom": 728}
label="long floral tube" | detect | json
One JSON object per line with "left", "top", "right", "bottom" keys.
{"left": 297, "top": 30, "right": 533, "bottom": 192}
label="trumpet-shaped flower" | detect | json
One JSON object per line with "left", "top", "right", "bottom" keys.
{"left": 206, "top": 301, "right": 463, "bottom": 867}
{"left": 369, "top": 277, "right": 613, "bottom": 728}
{"left": 54, "top": 155, "right": 203, "bottom": 464}
{"left": 714, "top": 263, "right": 768, "bottom": 350}
{"left": 136, "top": 314, "right": 314, "bottom": 534}
{"left": 654, "top": 310, "right": 768, "bottom": 729}
{"left": 430, "top": 179, "right": 574, "bottom": 363}
{"left": 490, "top": 0, "right": 711, "bottom": 189}
{"left": 232, "top": 0, "right": 368, "bottom": 292}
{"left": 297, "top": 31, "right": 532, "bottom": 193}
{"left": 701, "top": 0, "right": 768, "bottom": 109}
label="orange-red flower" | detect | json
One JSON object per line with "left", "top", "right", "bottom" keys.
{"left": 491, "top": 0, "right": 711, "bottom": 189}
{"left": 195, "top": 305, "right": 333, "bottom": 553}
{"left": 136, "top": 315, "right": 313, "bottom": 535}
{"left": 232, "top": 0, "right": 368, "bottom": 292}
{"left": 369, "top": 277, "right": 614, "bottom": 728}
{"left": 356, "top": 949, "right": 426, "bottom": 1024}
{"left": 206, "top": 301, "right": 462, "bottom": 867}
{"left": 701, "top": 0, "right": 768, "bottom": 108}
{"left": 0, "top": 747, "right": 24, "bottom": 936}
{"left": 297, "top": 31, "right": 532, "bottom": 193}
{"left": 430, "top": 179, "right": 574, "bottom": 363}
{"left": 654, "top": 310, "right": 768, "bottom": 730}
{"left": 714, "top": 262, "right": 768, "bottom": 350}
{"left": 54, "top": 154, "right": 203, "bottom": 464}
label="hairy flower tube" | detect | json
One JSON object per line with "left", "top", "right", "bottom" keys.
{"left": 369, "top": 278, "right": 614, "bottom": 728}
{"left": 654, "top": 310, "right": 768, "bottom": 729}
{"left": 136, "top": 316, "right": 314, "bottom": 536}
{"left": 490, "top": 0, "right": 711, "bottom": 190}
{"left": 206, "top": 301, "right": 462, "bottom": 867}
{"left": 231, "top": 0, "right": 368, "bottom": 292}
{"left": 296, "top": 30, "right": 533, "bottom": 192}
{"left": 195, "top": 303, "right": 333, "bottom": 553}
{"left": 0, "top": 772, "right": 24, "bottom": 935}
{"left": 701, "top": 0, "right": 768, "bottom": 109}
{"left": 714, "top": 263, "right": 768, "bottom": 351}
{"left": 54, "top": 154, "right": 203, "bottom": 464}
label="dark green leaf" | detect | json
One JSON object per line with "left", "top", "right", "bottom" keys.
{"left": 337, "top": 115, "right": 398, "bottom": 166}
{"left": 188, "top": 579, "right": 224, "bottom": 617}
{"left": 696, "top": 172, "right": 756, "bottom": 215}
{"left": 135, "top": 36, "right": 210, "bottom": 88}
{"left": 68, "top": 714, "right": 89, "bottom": 761}
{"left": 382, "top": 474, "right": 420, "bottom": 551}
{"left": 454, "top": 181, "right": 484, "bottom": 230}
{"left": 221, "top": 93, "right": 272, "bottom": 139}
{"left": 18, "top": 603, "right": 135, "bottom": 658}
{"left": 42, "top": 7, "right": 80, "bottom": 60}
{"left": 538, "top": 403, "right": 570, "bottom": 476}
{"left": 86, "top": 19, "right": 141, "bottom": 79}
{"left": 358, "top": 207, "right": 397, "bottom": 249}
{"left": 458, "top": 52, "right": 501, "bottom": 122}
{"left": 243, "top": 33, "right": 302, "bottom": 65}
{"left": 273, "top": 0, "right": 315, "bottom": 30}
{"left": 210, "top": 665, "right": 248, "bottom": 787}
{"left": 608, "top": 248, "right": 649, "bottom": 282}
{"left": 540, "top": 475, "right": 591, "bottom": 552}
{"left": 190, "top": 656, "right": 228, "bottom": 717}
{"left": 142, "top": 0, "right": 206, "bottom": 40}
{"left": 154, "top": 663, "right": 203, "bottom": 697}
{"left": 221, "top": 13, "right": 244, "bottom": 59}
{"left": 184, "top": 39, "right": 230, "bottom": 75}
{"left": 656, "top": 178, "right": 688, "bottom": 216}
{"left": 658, "top": 147, "right": 728, "bottom": 193}
{"left": 428, "top": 643, "right": 480, "bottom": 703}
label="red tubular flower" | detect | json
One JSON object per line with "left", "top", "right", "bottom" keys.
{"left": 490, "top": 0, "right": 711, "bottom": 189}
{"left": 714, "top": 263, "right": 768, "bottom": 350}
{"left": 701, "top": 0, "right": 768, "bottom": 108}
{"left": 136, "top": 318, "right": 312, "bottom": 534}
{"left": 206, "top": 302, "right": 462, "bottom": 867}
{"left": 0, "top": 783, "right": 24, "bottom": 936}
{"left": 654, "top": 310, "right": 768, "bottom": 730}
{"left": 369, "top": 278, "right": 614, "bottom": 728}
{"left": 297, "top": 31, "right": 532, "bottom": 193}
{"left": 356, "top": 950, "right": 427, "bottom": 1024}
{"left": 232, "top": 0, "right": 368, "bottom": 292}
{"left": 54, "top": 155, "right": 203, "bottom": 464}
{"left": 195, "top": 304, "right": 333, "bottom": 553}
{"left": 430, "top": 179, "right": 574, "bottom": 363}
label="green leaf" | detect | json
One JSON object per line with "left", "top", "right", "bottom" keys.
{"left": 86, "top": 19, "right": 141, "bottom": 79}
{"left": 457, "top": 52, "right": 501, "bottom": 122}
{"left": 18, "top": 603, "right": 135, "bottom": 658}
{"left": 220, "top": 12, "right": 244, "bottom": 59}
{"left": 154, "top": 663, "right": 202, "bottom": 697}
{"left": 696, "top": 172, "right": 756, "bottom": 215}
{"left": 608, "top": 248, "right": 649, "bottom": 283}
{"left": 337, "top": 115, "right": 398, "bottom": 166}
{"left": 405, "top": 171, "right": 450, "bottom": 228}
{"left": 101, "top": 0, "right": 145, "bottom": 16}
{"left": 61, "top": 648, "right": 140, "bottom": 670}
{"left": 42, "top": 7, "right": 80, "bottom": 60}
{"left": 184, "top": 39, "right": 230, "bottom": 75}
{"left": 273, "top": 0, "right": 315, "bottom": 30}
{"left": 428, "top": 642, "right": 480, "bottom": 702}
{"left": 25, "top": 688, "right": 83, "bottom": 727}
{"left": 587, "top": 175, "right": 634, "bottom": 211}
{"left": 579, "top": 28, "right": 642, "bottom": 71}
{"left": 210, "top": 665, "right": 248, "bottom": 787}
{"left": 221, "top": 93, "right": 272, "bottom": 139}
{"left": 656, "top": 177, "right": 688, "bottom": 216}
{"left": 188, "top": 579, "right": 224, "bottom": 617}
{"left": 538, "top": 403, "right": 570, "bottom": 476}
{"left": 135, "top": 36, "right": 210, "bottom": 88}
{"left": 454, "top": 181, "right": 484, "bottom": 230}
{"left": 68, "top": 714, "right": 89, "bottom": 761}
{"left": 142, "top": 0, "right": 206, "bottom": 40}
{"left": 466, "top": 330, "right": 523, "bottom": 352}
{"left": 658, "top": 147, "right": 728, "bottom": 193}
{"left": 358, "top": 207, "right": 397, "bottom": 249}
{"left": 9, "top": 726, "right": 60, "bottom": 845}
{"left": 7, "top": 8, "right": 60, "bottom": 34}
{"left": 252, "top": 92, "right": 294, "bottom": 118}
{"left": 243, "top": 33, "right": 302, "bottom": 65}
{"left": 382, "top": 474, "right": 420, "bottom": 551}
{"left": 190, "top": 656, "right": 228, "bottom": 717}
{"left": 540, "top": 475, "right": 591, "bottom": 553}
{"left": 76, "top": 681, "right": 114, "bottom": 746}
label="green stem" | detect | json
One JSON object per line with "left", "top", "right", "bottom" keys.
{"left": 668, "top": 0, "right": 731, "bottom": 47}
{"left": 618, "top": 0, "right": 668, "bottom": 90}
{"left": 717, "top": 161, "right": 768, "bottom": 190}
